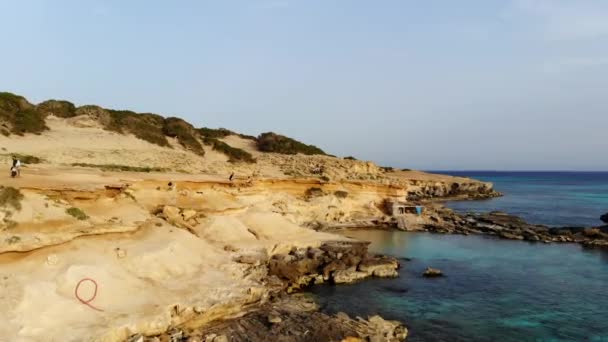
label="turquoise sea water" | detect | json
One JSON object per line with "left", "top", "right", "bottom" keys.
{"left": 312, "top": 172, "right": 608, "bottom": 341}
{"left": 437, "top": 171, "right": 608, "bottom": 227}
{"left": 312, "top": 231, "right": 608, "bottom": 341}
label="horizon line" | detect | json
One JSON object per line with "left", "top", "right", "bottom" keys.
{"left": 425, "top": 170, "right": 608, "bottom": 173}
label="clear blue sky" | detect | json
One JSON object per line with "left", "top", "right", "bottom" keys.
{"left": 1, "top": 0, "right": 607, "bottom": 170}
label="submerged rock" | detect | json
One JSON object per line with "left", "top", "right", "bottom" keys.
{"left": 423, "top": 267, "right": 443, "bottom": 277}
{"left": 358, "top": 255, "right": 400, "bottom": 278}
{"left": 333, "top": 267, "right": 369, "bottom": 284}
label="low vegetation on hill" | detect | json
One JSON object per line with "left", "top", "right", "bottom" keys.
{"left": 1, "top": 91, "right": 335, "bottom": 163}
{"left": 37, "top": 100, "right": 77, "bottom": 118}
{"left": 202, "top": 136, "right": 256, "bottom": 163}
{"left": 71, "top": 163, "right": 166, "bottom": 173}
{"left": 0, "top": 92, "right": 48, "bottom": 135}
{"left": 198, "top": 127, "right": 233, "bottom": 139}
{"left": 199, "top": 127, "right": 257, "bottom": 141}
{"left": 163, "top": 117, "right": 205, "bottom": 156}
{"left": 257, "top": 132, "right": 326, "bottom": 155}
{"left": 104, "top": 109, "right": 170, "bottom": 148}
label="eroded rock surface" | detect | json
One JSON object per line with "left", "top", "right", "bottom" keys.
{"left": 267, "top": 241, "right": 399, "bottom": 291}
{"left": 147, "top": 294, "right": 407, "bottom": 342}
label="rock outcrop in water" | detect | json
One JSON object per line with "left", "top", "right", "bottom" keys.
{"left": 601, "top": 212, "right": 608, "bottom": 224}
{"left": 268, "top": 241, "right": 399, "bottom": 292}
{"left": 423, "top": 267, "right": 443, "bottom": 277}
{"left": 418, "top": 209, "right": 608, "bottom": 249}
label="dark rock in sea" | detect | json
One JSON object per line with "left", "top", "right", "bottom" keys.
{"left": 601, "top": 213, "right": 608, "bottom": 224}
{"left": 549, "top": 228, "right": 572, "bottom": 236}
{"left": 423, "top": 267, "right": 443, "bottom": 277}
{"left": 382, "top": 285, "right": 409, "bottom": 294}
{"left": 416, "top": 205, "right": 608, "bottom": 249}
{"left": 267, "top": 241, "right": 400, "bottom": 291}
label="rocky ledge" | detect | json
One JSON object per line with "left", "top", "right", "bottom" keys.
{"left": 406, "top": 181, "right": 502, "bottom": 201}
{"left": 268, "top": 241, "right": 400, "bottom": 292}
{"left": 423, "top": 209, "right": 608, "bottom": 248}
{"left": 147, "top": 294, "right": 407, "bottom": 342}
{"left": 139, "top": 241, "right": 404, "bottom": 342}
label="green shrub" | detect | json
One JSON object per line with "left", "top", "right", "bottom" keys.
{"left": 12, "top": 108, "right": 48, "bottom": 135}
{"left": 380, "top": 166, "right": 394, "bottom": 172}
{"left": 199, "top": 127, "right": 257, "bottom": 141}
{"left": 71, "top": 163, "right": 166, "bottom": 173}
{"left": 334, "top": 190, "right": 348, "bottom": 199}
{"left": 105, "top": 110, "right": 170, "bottom": 147}
{"left": 202, "top": 136, "right": 256, "bottom": 163}
{"left": 237, "top": 133, "right": 257, "bottom": 141}
{"left": 0, "top": 186, "right": 24, "bottom": 210}
{"left": 74, "top": 105, "right": 110, "bottom": 122}
{"left": 37, "top": 100, "right": 77, "bottom": 118}
{"left": 257, "top": 132, "right": 326, "bottom": 155}
{"left": 163, "top": 117, "right": 205, "bottom": 156}
{"left": 0, "top": 92, "right": 48, "bottom": 135}
{"left": 198, "top": 127, "right": 234, "bottom": 139}
{"left": 344, "top": 156, "right": 357, "bottom": 160}
{"left": 0, "top": 92, "right": 32, "bottom": 117}
{"left": 66, "top": 207, "right": 88, "bottom": 220}
{"left": 401, "top": 168, "right": 412, "bottom": 171}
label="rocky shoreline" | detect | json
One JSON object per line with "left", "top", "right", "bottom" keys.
{"left": 139, "top": 241, "right": 405, "bottom": 342}
{"left": 145, "top": 294, "right": 407, "bottom": 342}
{"left": 419, "top": 207, "right": 608, "bottom": 249}
{"left": 267, "top": 241, "right": 400, "bottom": 291}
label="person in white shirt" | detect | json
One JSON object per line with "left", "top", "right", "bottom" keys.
{"left": 11, "top": 156, "right": 21, "bottom": 177}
